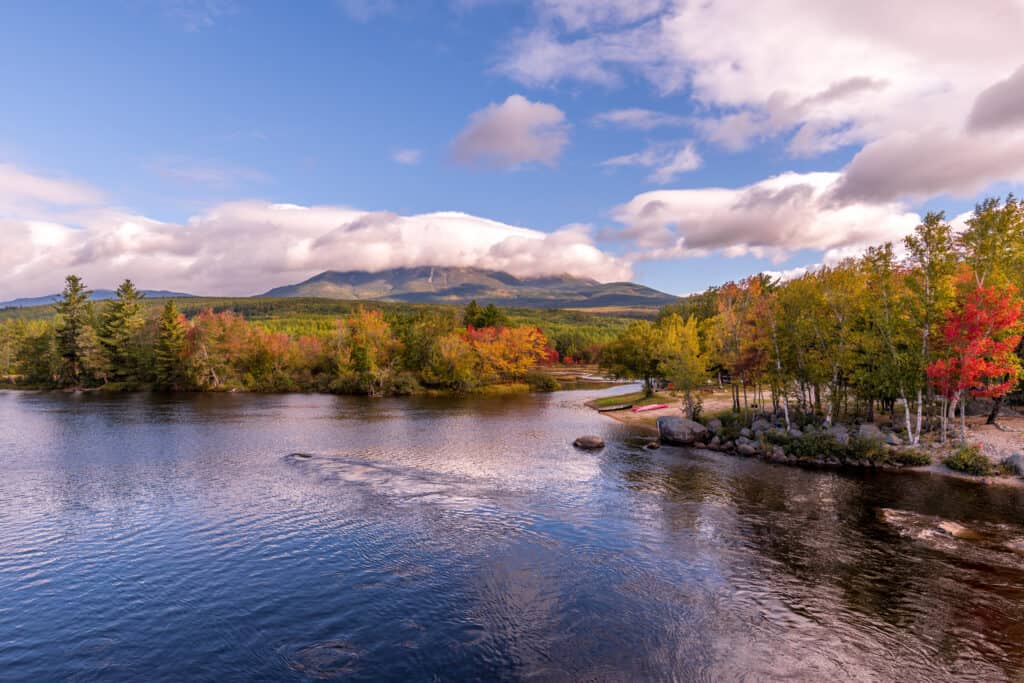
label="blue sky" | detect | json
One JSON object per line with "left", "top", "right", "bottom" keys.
{"left": 2, "top": 1, "right": 1023, "bottom": 299}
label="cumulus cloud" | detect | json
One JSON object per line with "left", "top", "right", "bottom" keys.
{"left": 831, "top": 129, "right": 1024, "bottom": 203}
{"left": 495, "top": 0, "right": 1024, "bottom": 200}
{"left": 451, "top": 95, "right": 569, "bottom": 169}
{"left": 601, "top": 140, "right": 701, "bottom": 183}
{"left": 967, "top": 64, "right": 1024, "bottom": 132}
{"left": 591, "top": 108, "right": 686, "bottom": 130}
{"left": 0, "top": 165, "right": 631, "bottom": 300}
{"left": 391, "top": 148, "right": 422, "bottom": 165}
{"left": 610, "top": 171, "right": 919, "bottom": 263}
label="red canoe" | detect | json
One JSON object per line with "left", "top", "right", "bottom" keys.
{"left": 631, "top": 404, "right": 669, "bottom": 413}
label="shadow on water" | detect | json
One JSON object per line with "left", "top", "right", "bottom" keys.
{"left": 1, "top": 389, "right": 1023, "bottom": 681}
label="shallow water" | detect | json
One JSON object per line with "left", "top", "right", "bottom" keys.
{"left": 2, "top": 388, "right": 1024, "bottom": 681}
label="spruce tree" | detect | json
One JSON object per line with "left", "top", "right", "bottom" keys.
{"left": 154, "top": 300, "right": 188, "bottom": 390}
{"left": 99, "top": 280, "right": 145, "bottom": 384}
{"left": 54, "top": 275, "right": 93, "bottom": 387}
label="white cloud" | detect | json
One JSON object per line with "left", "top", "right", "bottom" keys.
{"left": 967, "top": 64, "right": 1024, "bottom": 132}
{"left": 591, "top": 108, "right": 686, "bottom": 130}
{"left": 831, "top": 129, "right": 1024, "bottom": 203}
{"left": 0, "top": 165, "right": 631, "bottom": 300}
{"left": 0, "top": 163, "right": 104, "bottom": 213}
{"left": 451, "top": 94, "right": 569, "bottom": 169}
{"left": 611, "top": 171, "right": 920, "bottom": 263}
{"left": 602, "top": 140, "right": 700, "bottom": 183}
{"left": 391, "top": 148, "right": 422, "bottom": 165}
{"left": 496, "top": 0, "right": 1024, "bottom": 200}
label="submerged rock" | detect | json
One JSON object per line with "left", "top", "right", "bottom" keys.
{"left": 574, "top": 435, "right": 605, "bottom": 450}
{"left": 657, "top": 416, "right": 709, "bottom": 446}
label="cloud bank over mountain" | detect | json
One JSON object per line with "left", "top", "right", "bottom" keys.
{"left": 0, "top": 165, "right": 630, "bottom": 300}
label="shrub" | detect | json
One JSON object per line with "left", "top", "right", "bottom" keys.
{"left": 847, "top": 436, "right": 888, "bottom": 464}
{"left": 525, "top": 370, "right": 561, "bottom": 392}
{"left": 888, "top": 448, "right": 932, "bottom": 467}
{"left": 944, "top": 443, "right": 994, "bottom": 476}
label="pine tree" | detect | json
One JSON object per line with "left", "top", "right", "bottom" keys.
{"left": 54, "top": 275, "right": 94, "bottom": 387}
{"left": 99, "top": 280, "right": 145, "bottom": 384}
{"left": 462, "top": 300, "right": 483, "bottom": 328}
{"left": 154, "top": 300, "right": 188, "bottom": 390}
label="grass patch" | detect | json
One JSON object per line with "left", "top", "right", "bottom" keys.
{"left": 591, "top": 391, "right": 670, "bottom": 408}
{"left": 471, "top": 383, "right": 531, "bottom": 396}
{"left": 889, "top": 448, "right": 932, "bottom": 467}
{"left": 944, "top": 443, "right": 995, "bottom": 476}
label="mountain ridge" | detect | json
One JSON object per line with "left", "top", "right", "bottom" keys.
{"left": 262, "top": 266, "right": 678, "bottom": 309}
{"left": 0, "top": 290, "right": 196, "bottom": 309}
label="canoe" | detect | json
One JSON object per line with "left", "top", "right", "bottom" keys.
{"left": 597, "top": 404, "right": 633, "bottom": 413}
{"left": 631, "top": 404, "right": 669, "bottom": 413}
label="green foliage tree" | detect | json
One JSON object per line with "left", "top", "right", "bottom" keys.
{"left": 660, "top": 314, "right": 706, "bottom": 419}
{"left": 154, "top": 301, "right": 188, "bottom": 390}
{"left": 99, "top": 280, "right": 146, "bottom": 384}
{"left": 601, "top": 320, "right": 665, "bottom": 396}
{"left": 54, "top": 275, "right": 97, "bottom": 387}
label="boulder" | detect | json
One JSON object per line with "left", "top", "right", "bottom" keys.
{"left": 788, "top": 427, "right": 803, "bottom": 438}
{"left": 858, "top": 423, "right": 887, "bottom": 443}
{"left": 1002, "top": 453, "right": 1024, "bottom": 476}
{"left": 740, "top": 427, "right": 753, "bottom": 439}
{"left": 826, "top": 425, "right": 850, "bottom": 445}
{"left": 657, "top": 416, "right": 709, "bottom": 446}
{"left": 737, "top": 443, "right": 758, "bottom": 456}
{"left": 882, "top": 431, "right": 903, "bottom": 447}
{"left": 706, "top": 418, "right": 723, "bottom": 434}
{"left": 751, "top": 418, "right": 771, "bottom": 433}
{"left": 644, "top": 441, "right": 660, "bottom": 450}
{"left": 573, "top": 435, "right": 605, "bottom": 450}
{"left": 708, "top": 435, "right": 722, "bottom": 450}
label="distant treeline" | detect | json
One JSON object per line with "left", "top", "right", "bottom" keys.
{"left": 0, "top": 282, "right": 593, "bottom": 395}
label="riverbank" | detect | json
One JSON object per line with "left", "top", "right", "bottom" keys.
{"left": 589, "top": 389, "right": 1024, "bottom": 487}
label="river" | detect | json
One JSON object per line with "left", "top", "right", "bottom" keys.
{"left": 1, "top": 388, "right": 1023, "bottom": 681}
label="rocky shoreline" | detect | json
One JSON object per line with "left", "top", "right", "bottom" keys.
{"left": 655, "top": 414, "right": 933, "bottom": 470}
{"left": 587, "top": 400, "right": 1023, "bottom": 485}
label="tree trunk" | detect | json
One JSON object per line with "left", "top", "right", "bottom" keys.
{"left": 986, "top": 395, "right": 1004, "bottom": 425}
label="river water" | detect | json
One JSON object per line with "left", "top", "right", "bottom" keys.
{"left": 1, "top": 388, "right": 1023, "bottom": 681}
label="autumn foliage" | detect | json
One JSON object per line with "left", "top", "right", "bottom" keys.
{"left": 927, "top": 281, "right": 1022, "bottom": 437}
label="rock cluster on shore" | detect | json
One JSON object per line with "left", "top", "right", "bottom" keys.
{"left": 657, "top": 414, "right": 928, "bottom": 470}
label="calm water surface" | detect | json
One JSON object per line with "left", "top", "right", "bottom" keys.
{"left": 2, "top": 388, "right": 1024, "bottom": 681}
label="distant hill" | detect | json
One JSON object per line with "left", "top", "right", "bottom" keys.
{"left": 262, "top": 266, "right": 679, "bottom": 309}
{"left": 0, "top": 290, "right": 195, "bottom": 309}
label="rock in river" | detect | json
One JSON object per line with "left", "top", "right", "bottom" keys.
{"left": 574, "top": 435, "right": 605, "bottom": 450}
{"left": 657, "top": 416, "right": 709, "bottom": 446}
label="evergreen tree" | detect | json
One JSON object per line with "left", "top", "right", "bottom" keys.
{"left": 99, "top": 280, "right": 145, "bottom": 384}
{"left": 479, "top": 303, "right": 508, "bottom": 328}
{"left": 54, "top": 275, "right": 94, "bottom": 387}
{"left": 462, "top": 300, "right": 483, "bottom": 328}
{"left": 154, "top": 301, "right": 188, "bottom": 390}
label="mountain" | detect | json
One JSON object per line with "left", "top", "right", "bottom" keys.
{"left": 0, "top": 290, "right": 195, "bottom": 309}
{"left": 262, "top": 266, "right": 679, "bottom": 309}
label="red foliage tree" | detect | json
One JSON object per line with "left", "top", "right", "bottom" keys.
{"left": 927, "top": 282, "right": 1023, "bottom": 440}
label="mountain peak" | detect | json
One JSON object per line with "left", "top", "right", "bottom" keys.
{"left": 262, "top": 266, "right": 675, "bottom": 309}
